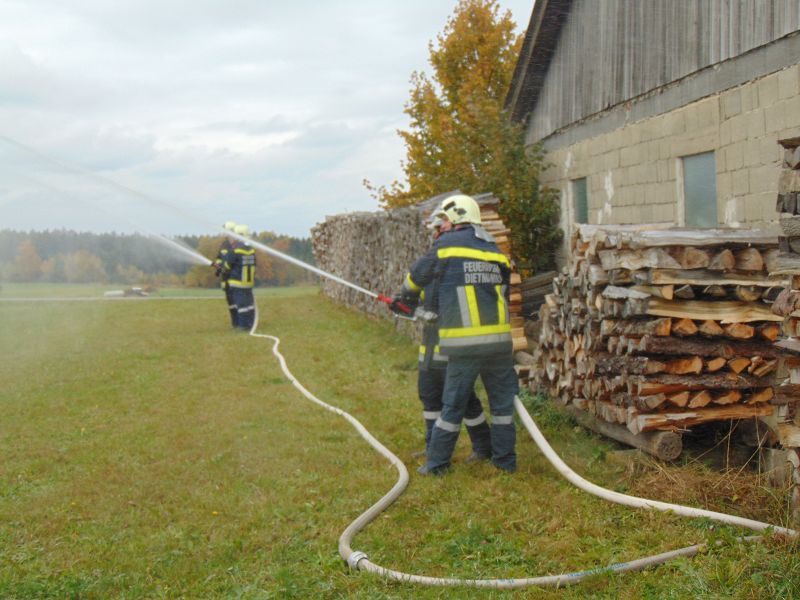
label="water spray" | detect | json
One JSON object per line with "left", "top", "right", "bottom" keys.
{"left": 226, "top": 230, "right": 409, "bottom": 313}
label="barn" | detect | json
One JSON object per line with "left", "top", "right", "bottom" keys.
{"left": 506, "top": 0, "right": 800, "bottom": 248}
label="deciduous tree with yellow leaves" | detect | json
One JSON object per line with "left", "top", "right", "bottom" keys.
{"left": 365, "top": 0, "right": 561, "bottom": 273}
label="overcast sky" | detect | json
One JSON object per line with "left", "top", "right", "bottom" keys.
{"left": 0, "top": 0, "right": 533, "bottom": 238}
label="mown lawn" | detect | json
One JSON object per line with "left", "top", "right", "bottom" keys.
{"left": 1, "top": 287, "right": 799, "bottom": 599}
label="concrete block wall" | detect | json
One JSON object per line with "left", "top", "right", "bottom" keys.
{"left": 541, "top": 64, "right": 800, "bottom": 243}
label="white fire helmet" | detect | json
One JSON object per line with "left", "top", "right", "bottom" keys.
{"left": 223, "top": 221, "right": 237, "bottom": 231}
{"left": 436, "top": 194, "right": 481, "bottom": 225}
{"left": 234, "top": 224, "right": 250, "bottom": 236}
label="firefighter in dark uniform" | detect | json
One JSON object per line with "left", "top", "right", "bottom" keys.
{"left": 213, "top": 221, "right": 238, "bottom": 327}
{"left": 394, "top": 194, "right": 518, "bottom": 475}
{"left": 221, "top": 224, "right": 257, "bottom": 332}
{"left": 408, "top": 214, "right": 492, "bottom": 462}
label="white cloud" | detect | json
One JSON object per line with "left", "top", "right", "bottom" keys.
{"left": 0, "top": 0, "right": 535, "bottom": 237}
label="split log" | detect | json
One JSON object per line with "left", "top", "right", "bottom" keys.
{"left": 594, "top": 355, "right": 666, "bottom": 375}
{"left": 673, "top": 285, "right": 696, "bottom": 299}
{"left": 735, "top": 285, "right": 762, "bottom": 302}
{"left": 631, "top": 284, "right": 674, "bottom": 300}
{"left": 728, "top": 357, "right": 751, "bottom": 374}
{"left": 600, "top": 318, "right": 672, "bottom": 338}
{"left": 771, "top": 288, "right": 800, "bottom": 317}
{"left": 629, "top": 372, "right": 773, "bottom": 396}
{"left": 598, "top": 248, "right": 681, "bottom": 271}
{"left": 608, "top": 270, "right": 634, "bottom": 285}
{"left": 635, "top": 269, "right": 787, "bottom": 288}
{"left": 666, "top": 391, "right": 690, "bottom": 407}
{"left": 672, "top": 318, "right": 698, "bottom": 336}
{"left": 749, "top": 358, "right": 777, "bottom": 377}
{"left": 758, "top": 323, "right": 781, "bottom": 342}
{"left": 698, "top": 320, "right": 724, "bottom": 337}
{"left": 705, "top": 357, "right": 727, "bottom": 372}
{"left": 565, "top": 405, "right": 682, "bottom": 461}
{"left": 601, "top": 285, "right": 651, "bottom": 300}
{"left": 702, "top": 285, "right": 728, "bottom": 298}
{"left": 628, "top": 404, "right": 774, "bottom": 434}
{"left": 688, "top": 390, "right": 713, "bottom": 408}
{"left": 669, "top": 246, "right": 711, "bottom": 269}
{"left": 713, "top": 390, "right": 743, "bottom": 405}
{"left": 746, "top": 388, "right": 774, "bottom": 404}
{"left": 630, "top": 334, "right": 782, "bottom": 359}
{"left": 723, "top": 323, "right": 755, "bottom": 340}
{"left": 580, "top": 226, "right": 780, "bottom": 250}
{"left": 735, "top": 247, "right": 764, "bottom": 271}
{"left": 708, "top": 248, "right": 736, "bottom": 271}
{"left": 664, "top": 356, "right": 703, "bottom": 375}
{"left": 638, "top": 298, "right": 783, "bottom": 323}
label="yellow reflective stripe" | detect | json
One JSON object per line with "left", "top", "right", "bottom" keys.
{"left": 465, "top": 285, "right": 481, "bottom": 327}
{"left": 418, "top": 344, "right": 442, "bottom": 354}
{"left": 439, "top": 323, "right": 512, "bottom": 338}
{"left": 234, "top": 248, "right": 255, "bottom": 255}
{"left": 437, "top": 247, "right": 510, "bottom": 267}
{"left": 495, "top": 285, "right": 506, "bottom": 325}
{"left": 405, "top": 273, "right": 421, "bottom": 292}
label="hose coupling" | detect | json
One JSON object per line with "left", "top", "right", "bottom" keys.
{"left": 346, "top": 551, "right": 368, "bottom": 571}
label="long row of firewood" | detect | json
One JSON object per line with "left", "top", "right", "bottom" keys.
{"left": 531, "top": 225, "right": 787, "bottom": 440}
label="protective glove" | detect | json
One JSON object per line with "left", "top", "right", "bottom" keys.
{"left": 389, "top": 292, "right": 418, "bottom": 316}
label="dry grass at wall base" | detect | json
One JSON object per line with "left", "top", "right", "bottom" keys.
{"left": 0, "top": 284, "right": 798, "bottom": 599}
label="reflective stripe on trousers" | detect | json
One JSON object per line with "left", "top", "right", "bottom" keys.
{"left": 426, "top": 354, "right": 518, "bottom": 472}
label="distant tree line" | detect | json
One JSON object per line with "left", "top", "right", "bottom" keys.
{"left": 0, "top": 229, "right": 316, "bottom": 287}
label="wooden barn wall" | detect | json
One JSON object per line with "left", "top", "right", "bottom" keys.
{"left": 527, "top": 0, "right": 800, "bottom": 142}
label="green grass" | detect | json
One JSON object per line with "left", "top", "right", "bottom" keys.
{"left": 1, "top": 287, "right": 799, "bottom": 598}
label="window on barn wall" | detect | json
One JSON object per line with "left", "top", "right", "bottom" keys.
{"left": 572, "top": 178, "right": 588, "bottom": 224}
{"left": 682, "top": 152, "right": 718, "bottom": 227}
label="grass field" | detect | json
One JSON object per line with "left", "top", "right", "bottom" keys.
{"left": 1, "top": 286, "right": 799, "bottom": 599}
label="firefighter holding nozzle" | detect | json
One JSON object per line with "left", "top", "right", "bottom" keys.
{"left": 391, "top": 194, "right": 518, "bottom": 475}
{"left": 396, "top": 211, "right": 493, "bottom": 465}
{"left": 213, "top": 221, "right": 238, "bottom": 327}
{"left": 215, "top": 223, "right": 257, "bottom": 332}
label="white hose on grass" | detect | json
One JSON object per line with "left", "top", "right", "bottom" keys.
{"left": 248, "top": 307, "right": 797, "bottom": 588}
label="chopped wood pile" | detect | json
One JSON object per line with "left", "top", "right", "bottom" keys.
{"left": 531, "top": 224, "right": 789, "bottom": 445}
{"left": 769, "top": 136, "right": 800, "bottom": 515}
{"left": 311, "top": 193, "right": 525, "bottom": 349}
{"left": 311, "top": 207, "right": 429, "bottom": 320}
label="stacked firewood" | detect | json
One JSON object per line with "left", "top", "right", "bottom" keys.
{"left": 769, "top": 136, "right": 800, "bottom": 515}
{"left": 532, "top": 224, "right": 789, "bottom": 439}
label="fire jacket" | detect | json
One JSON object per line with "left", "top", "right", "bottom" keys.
{"left": 403, "top": 225, "right": 512, "bottom": 358}
{"left": 418, "top": 287, "right": 447, "bottom": 368}
{"left": 214, "top": 238, "right": 233, "bottom": 286}
{"left": 224, "top": 241, "right": 256, "bottom": 289}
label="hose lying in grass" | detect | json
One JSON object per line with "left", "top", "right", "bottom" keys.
{"left": 249, "top": 313, "right": 797, "bottom": 588}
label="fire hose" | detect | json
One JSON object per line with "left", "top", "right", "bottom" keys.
{"left": 235, "top": 231, "right": 796, "bottom": 588}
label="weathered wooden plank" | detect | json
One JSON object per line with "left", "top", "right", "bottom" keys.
{"left": 627, "top": 404, "right": 774, "bottom": 434}
{"left": 635, "top": 269, "right": 787, "bottom": 287}
{"left": 640, "top": 298, "right": 783, "bottom": 323}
